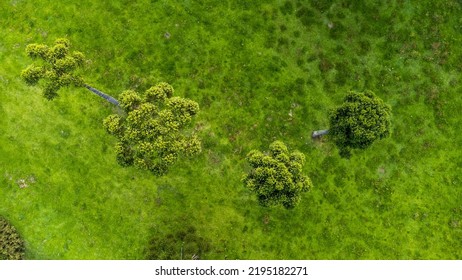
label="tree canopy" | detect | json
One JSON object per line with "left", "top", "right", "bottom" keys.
{"left": 0, "top": 216, "right": 25, "bottom": 260}
{"left": 329, "top": 91, "right": 392, "bottom": 157}
{"left": 21, "top": 39, "right": 201, "bottom": 176}
{"left": 242, "top": 141, "right": 312, "bottom": 209}
{"left": 103, "top": 82, "right": 202, "bottom": 175}
{"left": 21, "top": 38, "right": 85, "bottom": 100}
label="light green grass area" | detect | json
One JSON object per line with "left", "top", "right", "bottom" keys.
{"left": 1, "top": 0, "right": 462, "bottom": 259}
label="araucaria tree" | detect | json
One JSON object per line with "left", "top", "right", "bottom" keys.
{"left": 21, "top": 38, "right": 119, "bottom": 105}
{"left": 242, "top": 141, "right": 312, "bottom": 209}
{"left": 103, "top": 83, "right": 202, "bottom": 175}
{"left": 0, "top": 216, "right": 25, "bottom": 260}
{"left": 313, "top": 91, "right": 391, "bottom": 158}
{"left": 21, "top": 38, "right": 202, "bottom": 175}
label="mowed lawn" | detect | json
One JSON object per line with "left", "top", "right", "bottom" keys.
{"left": 1, "top": 0, "right": 462, "bottom": 259}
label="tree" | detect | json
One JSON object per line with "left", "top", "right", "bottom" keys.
{"left": 21, "top": 38, "right": 119, "bottom": 105}
{"left": 0, "top": 216, "right": 25, "bottom": 260}
{"left": 242, "top": 141, "right": 312, "bottom": 209}
{"left": 312, "top": 91, "right": 391, "bottom": 158}
{"left": 103, "top": 82, "right": 202, "bottom": 175}
{"left": 21, "top": 39, "right": 202, "bottom": 175}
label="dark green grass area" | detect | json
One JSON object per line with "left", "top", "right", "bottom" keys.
{"left": 1, "top": 0, "right": 462, "bottom": 259}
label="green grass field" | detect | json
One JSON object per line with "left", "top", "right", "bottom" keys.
{"left": 1, "top": 0, "right": 462, "bottom": 259}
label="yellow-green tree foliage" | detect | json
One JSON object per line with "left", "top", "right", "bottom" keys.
{"left": 242, "top": 141, "right": 312, "bottom": 209}
{"left": 103, "top": 82, "right": 201, "bottom": 175}
{"left": 21, "top": 38, "right": 85, "bottom": 99}
{"left": 329, "top": 91, "right": 392, "bottom": 158}
{"left": 0, "top": 216, "right": 25, "bottom": 260}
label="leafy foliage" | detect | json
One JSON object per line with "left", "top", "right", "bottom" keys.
{"left": 4, "top": 0, "right": 462, "bottom": 260}
{"left": 242, "top": 141, "right": 312, "bottom": 209}
{"left": 21, "top": 38, "right": 85, "bottom": 100}
{"left": 103, "top": 82, "right": 201, "bottom": 175}
{"left": 0, "top": 216, "right": 25, "bottom": 260}
{"left": 329, "top": 91, "right": 392, "bottom": 158}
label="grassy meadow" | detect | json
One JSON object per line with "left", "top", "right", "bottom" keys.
{"left": 1, "top": 0, "right": 462, "bottom": 259}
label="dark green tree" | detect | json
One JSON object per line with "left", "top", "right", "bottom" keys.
{"left": 242, "top": 141, "right": 312, "bottom": 209}
{"left": 312, "top": 91, "right": 391, "bottom": 158}
{"left": 103, "top": 83, "right": 201, "bottom": 175}
{"left": 21, "top": 38, "right": 119, "bottom": 105}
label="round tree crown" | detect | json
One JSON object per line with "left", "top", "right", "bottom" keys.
{"left": 103, "top": 83, "right": 201, "bottom": 175}
{"left": 242, "top": 141, "right": 312, "bottom": 209}
{"left": 329, "top": 91, "right": 392, "bottom": 157}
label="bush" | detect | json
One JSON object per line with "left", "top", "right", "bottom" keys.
{"left": 0, "top": 216, "right": 25, "bottom": 260}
